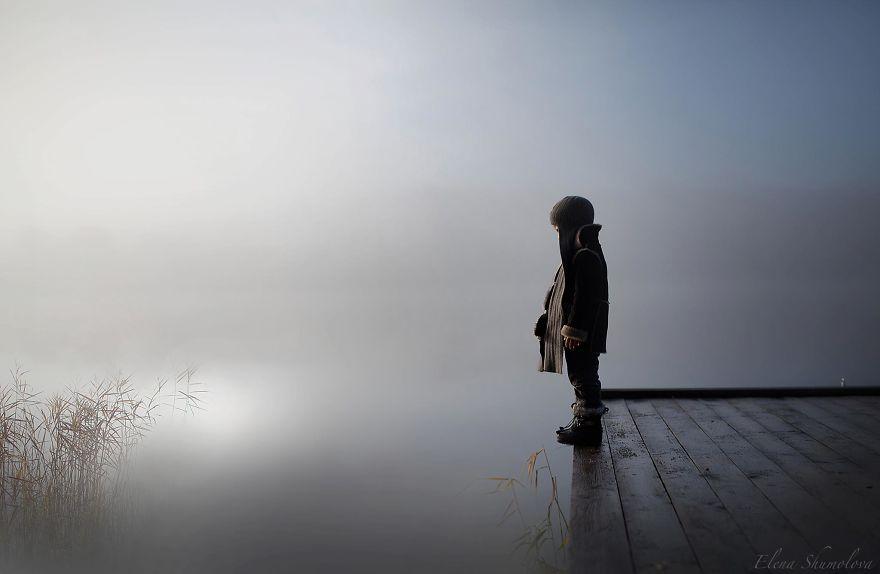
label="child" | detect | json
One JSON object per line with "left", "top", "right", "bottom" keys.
{"left": 534, "top": 196, "right": 610, "bottom": 444}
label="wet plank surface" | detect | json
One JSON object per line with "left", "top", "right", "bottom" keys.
{"left": 569, "top": 397, "right": 880, "bottom": 573}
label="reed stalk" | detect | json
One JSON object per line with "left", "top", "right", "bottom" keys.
{"left": 0, "top": 366, "right": 203, "bottom": 562}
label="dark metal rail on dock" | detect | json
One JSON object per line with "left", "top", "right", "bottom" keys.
{"left": 602, "top": 385, "right": 880, "bottom": 398}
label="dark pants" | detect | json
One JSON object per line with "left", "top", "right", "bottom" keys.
{"left": 564, "top": 348, "right": 602, "bottom": 409}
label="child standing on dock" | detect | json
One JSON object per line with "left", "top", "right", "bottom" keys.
{"left": 534, "top": 196, "right": 610, "bottom": 444}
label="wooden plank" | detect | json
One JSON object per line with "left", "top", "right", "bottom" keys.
{"left": 651, "top": 399, "right": 814, "bottom": 561}
{"left": 847, "top": 395, "right": 880, "bottom": 419}
{"left": 752, "top": 398, "right": 880, "bottom": 475}
{"left": 626, "top": 399, "right": 755, "bottom": 573}
{"left": 782, "top": 397, "right": 880, "bottom": 459}
{"left": 603, "top": 400, "right": 701, "bottom": 573}
{"left": 568, "top": 422, "right": 634, "bottom": 574}
{"left": 731, "top": 399, "right": 847, "bottom": 465}
{"left": 856, "top": 396, "right": 880, "bottom": 409}
{"left": 728, "top": 398, "right": 880, "bottom": 511}
{"left": 806, "top": 397, "right": 880, "bottom": 446}
{"left": 828, "top": 396, "right": 880, "bottom": 420}
{"left": 686, "top": 398, "right": 880, "bottom": 547}
{"left": 730, "top": 399, "right": 796, "bottom": 434}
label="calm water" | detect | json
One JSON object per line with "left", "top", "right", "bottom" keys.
{"left": 5, "top": 247, "right": 880, "bottom": 572}
{"left": 5, "top": 287, "right": 580, "bottom": 573}
{"left": 120, "top": 362, "right": 576, "bottom": 574}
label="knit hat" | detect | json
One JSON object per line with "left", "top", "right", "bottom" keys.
{"left": 549, "top": 196, "right": 594, "bottom": 230}
{"left": 550, "top": 196, "right": 595, "bottom": 285}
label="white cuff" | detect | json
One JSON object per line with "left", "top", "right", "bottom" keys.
{"left": 561, "top": 324, "right": 589, "bottom": 342}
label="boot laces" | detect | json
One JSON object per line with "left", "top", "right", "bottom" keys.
{"left": 559, "top": 416, "right": 584, "bottom": 431}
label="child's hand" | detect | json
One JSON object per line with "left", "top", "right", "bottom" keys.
{"left": 564, "top": 337, "right": 581, "bottom": 350}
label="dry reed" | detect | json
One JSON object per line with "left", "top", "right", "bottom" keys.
{"left": 489, "top": 447, "right": 569, "bottom": 573}
{"left": 0, "top": 366, "right": 203, "bottom": 563}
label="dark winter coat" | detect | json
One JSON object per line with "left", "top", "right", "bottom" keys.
{"left": 535, "top": 224, "right": 609, "bottom": 366}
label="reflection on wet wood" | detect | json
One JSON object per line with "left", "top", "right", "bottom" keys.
{"left": 568, "top": 397, "right": 880, "bottom": 573}
{"left": 569, "top": 428, "right": 632, "bottom": 574}
{"left": 604, "top": 401, "right": 701, "bottom": 573}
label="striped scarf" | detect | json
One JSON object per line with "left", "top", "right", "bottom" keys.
{"left": 541, "top": 264, "right": 566, "bottom": 374}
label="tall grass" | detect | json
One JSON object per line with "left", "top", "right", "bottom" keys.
{"left": 0, "top": 366, "right": 203, "bottom": 563}
{"left": 489, "top": 447, "right": 569, "bottom": 573}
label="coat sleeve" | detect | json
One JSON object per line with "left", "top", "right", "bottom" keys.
{"left": 560, "top": 251, "right": 600, "bottom": 342}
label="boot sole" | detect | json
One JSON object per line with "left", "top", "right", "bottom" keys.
{"left": 556, "top": 426, "right": 603, "bottom": 445}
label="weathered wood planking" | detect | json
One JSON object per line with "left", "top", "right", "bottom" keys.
{"left": 853, "top": 395, "right": 880, "bottom": 410}
{"left": 625, "top": 399, "right": 755, "bottom": 572}
{"left": 603, "top": 400, "right": 701, "bottom": 573}
{"left": 805, "top": 397, "right": 880, "bottom": 447}
{"left": 709, "top": 398, "right": 880, "bottom": 532}
{"left": 785, "top": 398, "right": 880, "bottom": 456}
{"left": 753, "top": 397, "right": 880, "bottom": 475}
{"left": 733, "top": 398, "right": 880, "bottom": 508}
{"left": 679, "top": 398, "right": 880, "bottom": 552}
{"left": 826, "top": 396, "right": 880, "bottom": 421}
{"left": 568, "top": 424, "right": 633, "bottom": 574}
{"left": 651, "top": 399, "right": 813, "bottom": 559}
{"left": 565, "top": 396, "right": 880, "bottom": 573}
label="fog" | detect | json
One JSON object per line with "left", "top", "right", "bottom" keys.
{"left": 1, "top": 1, "right": 879, "bottom": 572}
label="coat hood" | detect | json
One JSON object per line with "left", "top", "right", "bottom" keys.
{"left": 575, "top": 223, "right": 602, "bottom": 250}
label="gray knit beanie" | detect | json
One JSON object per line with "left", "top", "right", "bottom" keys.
{"left": 549, "top": 196, "right": 594, "bottom": 229}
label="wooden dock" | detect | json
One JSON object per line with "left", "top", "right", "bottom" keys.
{"left": 569, "top": 395, "right": 880, "bottom": 573}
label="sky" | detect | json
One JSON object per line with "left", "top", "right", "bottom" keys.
{"left": 2, "top": 0, "right": 878, "bottom": 388}
{"left": 0, "top": 2, "right": 879, "bottom": 570}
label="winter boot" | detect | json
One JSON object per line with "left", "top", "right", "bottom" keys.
{"left": 555, "top": 415, "right": 601, "bottom": 445}
{"left": 555, "top": 403, "right": 608, "bottom": 445}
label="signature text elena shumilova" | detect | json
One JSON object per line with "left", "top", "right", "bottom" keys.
{"left": 756, "top": 547, "right": 875, "bottom": 571}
